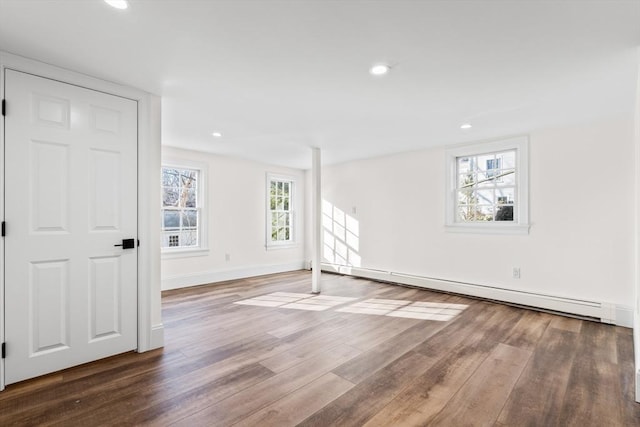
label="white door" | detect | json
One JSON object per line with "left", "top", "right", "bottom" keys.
{"left": 4, "top": 70, "right": 138, "bottom": 385}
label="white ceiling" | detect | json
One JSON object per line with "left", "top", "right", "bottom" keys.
{"left": 1, "top": 1, "right": 638, "bottom": 169}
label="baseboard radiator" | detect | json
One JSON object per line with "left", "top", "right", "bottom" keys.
{"left": 320, "top": 263, "right": 631, "bottom": 327}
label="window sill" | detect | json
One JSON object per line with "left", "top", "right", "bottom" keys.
{"left": 162, "top": 248, "right": 210, "bottom": 259}
{"left": 265, "top": 242, "right": 298, "bottom": 251}
{"left": 445, "top": 223, "right": 530, "bottom": 235}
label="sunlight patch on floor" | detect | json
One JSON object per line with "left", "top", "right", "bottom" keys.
{"left": 337, "top": 298, "right": 468, "bottom": 321}
{"left": 234, "top": 292, "right": 357, "bottom": 311}
{"left": 234, "top": 294, "right": 468, "bottom": 320}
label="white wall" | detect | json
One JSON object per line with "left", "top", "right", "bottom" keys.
{"left": 317, "top": 115, "right": 635, "bottom": 312}
{"left": 633, "top": 48, "right": 640, "bottom": 402}
{"left": 161, "top": 147, "right": 306, "bottom": 290}
{"left": 144, "top": 95, "right": 164, "bottom": 348}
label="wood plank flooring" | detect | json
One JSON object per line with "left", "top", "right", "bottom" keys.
{"left": 0, "top": 270, "right": 638, "bottom": 426}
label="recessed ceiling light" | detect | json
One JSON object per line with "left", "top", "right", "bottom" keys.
{"left": 211, "top": 132, "right": 223, "bottom": 138}
{"left": 104, "top": 0, "right": 129, "bottom": 10}
{"left": 369, "top": 64, "right": 390, "bottom": 76}
{"left": 460, "top": 123, "right": 472, "bottom": 129}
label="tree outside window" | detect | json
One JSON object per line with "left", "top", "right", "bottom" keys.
{"left": 445, "top": 136, "right": 529, "bottom": 234}
{"left": 456, "top": 150, "right": 516, "bottom": 222}
{"left": 267, "top": 175, "right": 295, "bottom": 246}
{"left": 162, "top": 167, "right": 199, "bottom": 248}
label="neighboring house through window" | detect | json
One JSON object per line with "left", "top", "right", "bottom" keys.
{"left": 445, "top": 136, "right": 529, "bottom": 234}
{"left": 161, "top": 161, "right": 207, "bottom": 256}
{"left": 266, "top": 173, "right": 296, "bottom": 248}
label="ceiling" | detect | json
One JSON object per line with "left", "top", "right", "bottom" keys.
{"left": 1, "top": 1, "right": 638, "bottom": 169}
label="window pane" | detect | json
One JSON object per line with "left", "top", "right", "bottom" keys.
{"left": 184, "top": 189, "right": 197, "bottom": 208}
{"left": 477, "top": 154, "right": 493, "bottom": 173}
{"left": 180, "top": 170, "right": 197, "bottom": 187}
{"left": 501, "top": 150, "right": 516, "bottom": 169}
{"left": 272, "top": 212, "right": 278, "bottom": 226}
{"left": 277, "top": 197, "right": 284, "bottom": 210}
{"left": 162, "top": 168, "right": 179, "bottom": 187}
{"left": 179, "top": 230, "right": 198, "bottom": 247}
{"left": 163, "top": 211, "right": 180, "bottom": 229}
{"left": 277, "top": 227, "right": 285, "bottom": 240}
{"left": 458, "top": 190, "right": 473, "bottom": 205}
{"left": 277, "top": 181, "right": 283, "bottom": 195}
{"left": 495, "top": 205, "right": 514, "bottom": 221}
{"left": 285, "top": 227, "right": 290, "bottom": 240}
{"left": 458, "top": 173, "right": 475, "bottom": 189}
{"left": 283, "top": 198, "right": 289, "bottom": 210}
{"left": 457, "top": 157, "right": 471, "bottom": 174}
{"left": 486, "top": 157, "right": 501, "bottom": 178}
{"left": 476, "top": 205, "right": 494, "bottom": 221}
{"left": 283, "top": 182, "right": 289, "bottom": 197}
{"left": 496, "top": 170, "right": 515, "bottom": 186}
{"left": 476, "top": 172, "right": 495, "bottom": 188}
{"left": 167, "top": 234, "right": 179, "bottom": 247}
{"left": 163, "top": 187, "right": 179, "bottom": 207}
{"left": 496, "top": 187, "right": 515, "bottom": 205}
{"left": 181, "top": 210, "right": 198, "bottom": 229}
{"left": 476, "top": 189, "right": 494, "bottom": 205}
{"left": 458, "top": 206, "right": 475, "bottom": 222}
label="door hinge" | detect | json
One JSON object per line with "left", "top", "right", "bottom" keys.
{"left": 137, "top": 239, "right": 140, "bottom": 247}
{"left": 1, "top": 221, "right": 5, "bottom": 237}
{"left": 1, "top": 99, "right": 5, "bottom": 116}
{"left": 1, "top": 343, "right": 5, "bottom": 359}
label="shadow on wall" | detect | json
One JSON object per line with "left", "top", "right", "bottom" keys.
{"left": 322, "top": 200, "right": 361, "bottom": 267}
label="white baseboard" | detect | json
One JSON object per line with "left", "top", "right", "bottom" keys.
{"left": 613, "top": 305, "right": 635, "bottom": 329}
{"left": 149, "top": 324, "right": 165, "bottom": 350}
{"left": 321, "top": 263, "right": 633, "bottom": 328}
{"left": 635, "top": 311, "right": 640, "bottom": 402}
{"left": 162, "top": 261, "right": 306, "bottom": 290}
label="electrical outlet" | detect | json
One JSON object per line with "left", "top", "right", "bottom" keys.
{"left": 512, "top": 267, "right": 520, "bottom": 279}
{"left": 225, "top": 253, "right": 231, "bottom": 262}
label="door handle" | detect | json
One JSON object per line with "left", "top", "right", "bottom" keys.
{"left": 114, "top": 238, "right": 136, "bottom": 249}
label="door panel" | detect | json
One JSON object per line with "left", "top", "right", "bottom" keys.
{"left": 29, "top": 259, "right": 70, "bottom": 355}
{"left": 89, "top": 149, "right": 121, "bottom": 231}
{"left": 4, "top": 70, "right": 138, "bottom": 385}
{"left": 88, "top": 256, "right": 121, "bottom": 341}
{"left": 29, "top": 140, "right": 70, "bottom": 233}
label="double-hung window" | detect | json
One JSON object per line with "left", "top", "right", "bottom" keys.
{"left": 161, "top": 162, "right": 207, "bottom": 255}
{"left": 266, "top": 174, "right": 296, "bottom": 248}
{"left": 445, "top": 136, "right": 529, "bottom": 234}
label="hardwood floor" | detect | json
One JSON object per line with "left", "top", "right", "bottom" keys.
{"left": 1, "top": 270, "right": 638, "bottom": 426}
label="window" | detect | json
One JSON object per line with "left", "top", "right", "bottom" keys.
{"left": 161, "top": 162, "right": 207, "bottom": 255}
{"left": 266, "top": 174, "right": 296, "bottom": 247}
{"left": 445, "top": 136, "right": 529, "bottom": 234}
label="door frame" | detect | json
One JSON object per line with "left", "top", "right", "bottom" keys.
{"left": 0, "top": 51, "right": 164, "bottom": 391}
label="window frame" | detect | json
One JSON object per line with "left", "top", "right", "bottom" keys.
{"left": 161, "top": 159, "right": 209, "bottom": 258}
{"left": 265, "top": 173, "right": 297, "bottom": 249}
{"left": 445, "top": 136, "right": 530, "bottom": 235}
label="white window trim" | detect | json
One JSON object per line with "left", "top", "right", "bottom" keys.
{"left": 266, "top": 172, "right": 297, "bottom": 249}
{"left": 445, "top": 136, "right": 530, "bottom": 235}
{"left": 161, "top": 158, "right": 209, "bottom": 258}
